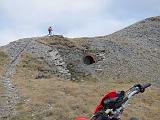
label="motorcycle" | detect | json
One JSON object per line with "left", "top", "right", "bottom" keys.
{"left": 75, "top": 83, "right": 151, "bottom": 120}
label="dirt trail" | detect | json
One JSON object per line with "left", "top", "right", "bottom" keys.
{"left": 0, "top": 39, "right": 31, "bottom": 119}
{"left": 0, "top": 37, "right": 71, "bottom": 119}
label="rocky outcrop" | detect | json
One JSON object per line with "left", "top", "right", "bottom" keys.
{"left": 78, "top": 16, "right": 160, "bottom": 81}
{"left": 3, "top": 38, "right": 72, "bottom": 80}
{"left": 26, "top": 40, "right": 71, "bottom": 79}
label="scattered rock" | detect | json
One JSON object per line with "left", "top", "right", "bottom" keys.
{"left": 130, "top": 117, "right": 139, "bottom": 120}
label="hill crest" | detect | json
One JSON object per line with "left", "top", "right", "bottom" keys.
{"left": 1, "top": 16, "right": 160, "bottom": 82}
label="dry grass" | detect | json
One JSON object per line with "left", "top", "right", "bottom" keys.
{"left": 0, "top": 48, "right": 10, "bottom": 108}
{"left": 0, "top": 48, "right": 9, "bottom": 75}
{"left": 0, "top": 82, "right": 5, "bottom": 93}
{"left": 37, "top": 36, "right": 76, "bottom": 49}
{"left": 11, "top": 53, "right": 160, "bottom": 120}
{"left": 37, "top": 35, "right": 89, "bottom": 50}
{"left": 69, "top": 38, "right": 90, "bottom": 49}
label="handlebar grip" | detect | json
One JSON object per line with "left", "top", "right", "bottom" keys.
{"left": 143, "top": 83, "right": 151, "bottom": 89}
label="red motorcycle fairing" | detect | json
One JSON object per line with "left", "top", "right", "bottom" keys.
{"left": 94, "top": 90, "right": 117, "bottom": 114}
{"left": 75, "top": 90, "right": 117, "bottom": 120}
{"left": 75, "top": 116, "right": 88, "bottom": 120}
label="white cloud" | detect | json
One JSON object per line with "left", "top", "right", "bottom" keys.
{"left": 0, "top": 26, "right": 44, "bottom": 46}
{"left": 0, "top": 0, "right": 114, "bottom": 45}
{"left": 65, "top": 18, "right": 134, "bottom": 38}
{"left": 0, "top": 0, "right": 109, "bottom": 24}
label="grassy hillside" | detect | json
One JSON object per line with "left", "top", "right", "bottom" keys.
{"left": 11, "top": 53, "right": 160, "bottom": 120}
{"left": 37, "top": 35, "right": 76, "bottom": 48}
{"left": 0, "top": 49, "right": 9, "bottom": 75}
{"left": 0, "top": 49, "right": 10, "bottom": 109}
{"left": 0, "top": 49, "right": 9, "bottom": 91}
{"left": 37, "top": 35, "right": 90, "bottom": 50}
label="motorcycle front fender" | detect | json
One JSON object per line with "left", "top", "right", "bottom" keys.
{"left": 75, "top": 116, "right": 88, "bottom": 120}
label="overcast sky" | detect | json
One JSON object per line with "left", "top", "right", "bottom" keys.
{"left": 0, "top": 0, "right": 160, "bottom": 46}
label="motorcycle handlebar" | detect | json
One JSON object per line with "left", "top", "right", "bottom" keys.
{"left": 142, "top": 83, "right": 151, "bottom": 89}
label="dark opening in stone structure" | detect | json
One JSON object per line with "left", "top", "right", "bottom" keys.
{"left": 84, "top": 56, "right": 95, "bottom": 65}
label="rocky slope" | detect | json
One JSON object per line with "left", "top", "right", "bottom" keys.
{"left": 81, "top": 16, "right": 160, "bottom": 81}
{"left": 0, "top": 16, "right": 160, "bottom": 119}
{"left": 1, "top": 16, "right": 160, "bottom": 82}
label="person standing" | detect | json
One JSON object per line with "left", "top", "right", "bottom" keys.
{"left": 48, "top": 26, "right": 53, "bottom": 36}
